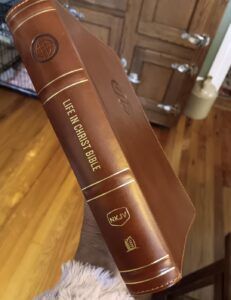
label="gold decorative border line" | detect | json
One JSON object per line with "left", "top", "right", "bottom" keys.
{"left": 86, "top": 179, "right": 135, "bottom": 203}
{"left": 38, "top": 68, "right": 84, "bottom": 95}
{"left": 6, "top": 0, "right": 38, "bottom": 20}
{"left": 134, "top": 275, "right": 181, "bottom": 295}
{"left": 12, "top": 8, "right": 56, "bottom": 34}
{"left": 119, "top": 254, "right": 169, "bottom": 273}
{"left": 82, "top": 168, "right": 130, "bottom": 191}
{"left": 6, "top": 0, "right": 47, "bottom": 22}
{"left": 125, "top": 266, "right": 176, "bottom": 285}
{"left": 43, "top": 79, "right": 88, "bottom": 105}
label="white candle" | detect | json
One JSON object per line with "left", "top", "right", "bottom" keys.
{"left": 208, "top": 24, "right": 231, "bottom": 90}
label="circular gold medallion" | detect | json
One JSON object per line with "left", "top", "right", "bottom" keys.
{"left": 31, "top": 34, "right": 58, "bottom": 63}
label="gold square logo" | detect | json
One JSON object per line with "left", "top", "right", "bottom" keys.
{"left": 107, "top": 207, "right": 130, "bottom": 227}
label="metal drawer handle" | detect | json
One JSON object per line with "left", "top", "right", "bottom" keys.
{"left": 128, "top": 72, "right": 141, "bottom": 84}
{"left": 64, "top": 4, "right": 85, "bottom": 20}
{"left": 157, "top": 104, "right": 180, "bottom": 115}
{"left": 171, "top": 63, "right": 198, "bottom": 76}
{"left": 120, "top": 58, "right": 140, "bottom": 83}
{"left": 181, "top": 32, "right": 210, "bottom": 47}
{"left": 120, "top": 57, "right": 128, "bottom": 73}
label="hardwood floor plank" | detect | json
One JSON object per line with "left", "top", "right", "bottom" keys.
{"left": 213, "top": 110, "right": 225, "bottom": 260}
{"left": 158, "top": 108, "right": 231, "bottom": 300}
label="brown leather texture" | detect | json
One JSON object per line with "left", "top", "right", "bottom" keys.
{"left": 6, "top": 0, "right": 195, "bottom": 295}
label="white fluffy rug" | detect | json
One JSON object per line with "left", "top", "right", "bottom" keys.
{"left": 35, "top": 261, "right": 134, "bottom": 300}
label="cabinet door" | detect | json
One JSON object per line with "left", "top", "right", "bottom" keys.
{"left": 131, "top": 47, "right": 190, "bottom": 126}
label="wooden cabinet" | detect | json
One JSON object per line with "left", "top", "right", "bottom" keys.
{"left": 75, "top": 6, "right": 123, "bottom": 51}
{"left": 68, "top": 0, "right": 227, "bottom": 126}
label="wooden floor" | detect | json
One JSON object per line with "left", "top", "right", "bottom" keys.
{"left": 155, "top": 106, "right": 231, "bottom": 299}
{"left": 0, "top": 89, "right": 84, "bottom": 300}
{"left": 0, "top": 88, "right": 230, "bottom": 299}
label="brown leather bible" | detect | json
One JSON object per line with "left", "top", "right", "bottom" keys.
{"left": 6, "top": 0, "right": 195, "bottom": 295}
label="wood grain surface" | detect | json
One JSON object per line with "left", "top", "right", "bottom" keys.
{"left": 0, "top": 89, "right": 84, "bottom": 300}
{"left": 155, "top": 108, "right": 231, "bottom": 299}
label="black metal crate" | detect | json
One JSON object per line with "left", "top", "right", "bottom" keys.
{"left": 0, "top": 1, "right": 36, "bottom": 97}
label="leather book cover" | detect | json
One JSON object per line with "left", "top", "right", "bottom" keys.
{"left": 6, "top": 0, "right": 195, "bottom": 295}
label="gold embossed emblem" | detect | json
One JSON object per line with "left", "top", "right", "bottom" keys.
{"left": 31, "top": 34, "right": 58, "bottom": 63}
{"left": 107, "top": 207, "right": 130, "bottom": 227}
{"left": 124, "top": 236, "right": 139, "bottom": 252}
{"left": 111, "top": 80, "right": 131, "bottom": 115}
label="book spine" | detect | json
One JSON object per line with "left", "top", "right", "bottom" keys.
{"left": 7, "top": 0, "right": 180, "bottom": 294}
